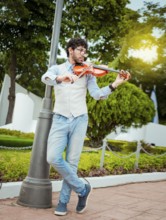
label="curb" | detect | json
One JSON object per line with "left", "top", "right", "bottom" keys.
{"left": 0, "top": 172, "right": 166, "bottom": 199}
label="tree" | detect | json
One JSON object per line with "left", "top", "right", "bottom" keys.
{"left": 0, "top": 0, "right": 55, "bottom": 123}
{"left": 60, "top": 0, "right": 138, "bottom": 63}
{"left": 108, "top": 2, "right": 166, "bottom": 122}
{"left": 0, "top": 0, "right": 141, "bottom": 125}
{"left": 87, "top": 73, "right": 155, "bottom": 147}
{"left": 142, "top": 2, "right": 166, "bottom": 121}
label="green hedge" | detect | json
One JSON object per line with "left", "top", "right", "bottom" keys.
{"left": 107, "top": 139, "right": 166, "bottom": 154}
{"left": 0, "top": 128, "right": 34, "bottom": 138}
{"left": 0, "top": 149, "right": 166, "bottom": 182}
{"left": 0, "top": 129, "right": 165, "bottom": 154}
{"left": 107, "top": 140, "right": 137, "bottom": 152}
{"left": 141, "top": 142, "right": 166, "bottom": 154}
{"left": 0, "top": 135, "right": 33, "bottom": 147}
{"left": 0, "top": 129, "right": 166, "bottom": 182}
{"left": 0, "top": 129, "right": 34, "bottom": 147}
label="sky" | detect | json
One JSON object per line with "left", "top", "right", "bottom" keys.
{"left": 127, "top": 0, "right": 165, "bottom": 63}
{"left": 127, "top": 0, "right": 166, "bottom": 10}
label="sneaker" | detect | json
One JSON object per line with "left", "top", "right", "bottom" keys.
{"left": 76, "top": 184, "right": 92, "bottom": 214}
{"left": 54, "top": 201, "right": 67, "bottom": 216}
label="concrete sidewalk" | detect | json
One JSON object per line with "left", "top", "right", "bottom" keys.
{"left": 0, "top": 181, "right": 166, "bottom": 220}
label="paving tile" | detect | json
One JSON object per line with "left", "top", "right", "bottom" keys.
{"left": 0, "top": 181, "right": 166, "bottom": 220}
{"left": 127, "top": 212, "right": 162, "bottom": 220}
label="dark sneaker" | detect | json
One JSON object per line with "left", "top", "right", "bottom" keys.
{"left": 54, "top": 201, "right": 67, "bottom": 216}
{"left": 76, "top": 184, "right": 92, "bottom": 214}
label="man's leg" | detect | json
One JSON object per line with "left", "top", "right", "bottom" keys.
{"left": 47, "top": 114, "right": 90, "bottom": 215}
{"left": 59, "top": 114, "right": 89, "bottom": 204}
{"left": 59, "top": 114, "right": 91, "bottom": 214}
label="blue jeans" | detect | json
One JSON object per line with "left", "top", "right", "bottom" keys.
{"left": 47, "top": 113, "right": 88, "bottom": 204}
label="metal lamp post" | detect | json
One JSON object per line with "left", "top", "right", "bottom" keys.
{"left": 17, "top": 0, "right": 64, "bottom": 208}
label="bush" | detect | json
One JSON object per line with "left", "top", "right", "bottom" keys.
{"left": 0, "top": 128, "right": 34, "bottom": 139}
{"left": 107, "top": 140, "right": 137, "bottom": 152}
{"left": 138, "top": 154, "right": 166, "bottom": 172}
{"left": 0, "top": 135, "right": 33, "bottom": 147}
{"left": 0, "top": 150, "right": 31, "bottom": 182}
{"left": 107, "top": 139, "right": 166, "bottom": 155}
{"left": 0, "top": 149, "right": 166, "bottom": 182}
{"left": 0, "top": 129, "right": 34, "bottom": 148}
{"left": 141, "top": 141, "right": 166, "bottom": 154}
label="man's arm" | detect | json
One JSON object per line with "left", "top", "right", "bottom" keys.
{"left": 87, "top": 70, "right": 131, "bottom": 100}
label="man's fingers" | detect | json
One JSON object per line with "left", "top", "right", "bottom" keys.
{"left": 63, "top": 75, "right": 79, "bottom": 83}
{"left": 120, "top": 70, "right": 131, "bottom": 80}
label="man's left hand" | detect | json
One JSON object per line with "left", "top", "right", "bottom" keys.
{"left": 112, "top": 70, "right": 131, "bottom": 88}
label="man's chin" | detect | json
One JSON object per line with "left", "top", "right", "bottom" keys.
{"left": 77, "top": 58, "right": 84, "bottom": 64}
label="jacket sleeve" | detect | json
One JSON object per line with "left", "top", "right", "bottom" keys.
{"left": 41, "top": 65, "right": 59, "bottom": 86}
{"left": 87, "top": 74, "right": 112, "bottom": 100}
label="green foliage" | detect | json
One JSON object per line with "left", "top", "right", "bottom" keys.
{"left": 0, "top": 147, "right": 165, "bottom": 182}
{"left": 104, "top": 153, "right": 136, "bottom": 174}
{"left": 0, "top": 150, "right": 31, "bottom": 182}
{"left": 0, "top": 129, "right": 34, "bottom": 147}
{"left": 115, "top": 2, "right": 166, "bottom": 121}
{"left": 141, "top": 141, "right": 166, "bottom": 154}
{"left": 0, "top": 128, "right": 34, "bottom": 138}
{"left": 107, "top": 140, "right": 137, "bottom": 152}
{"left": 0, "top": 0, "right": 165, "bottom": 123}
{"left": 61, "top": 0, "right": 134, "bottom": 63}
{"left": 138, "top": 154, "right": 166, "bottom": 172}
{"left": 0, "top": 0, "right": 56, "bottom": 123}
{"left": 0, "top": 0, "right": 55, "bottom": 97}
{"left": 87, "top": 74, "right": 155, "bottom": 146}
{"left": 79, "top": 152, "right": 100, "bottom": 171}
{"left": 0, "top": 135, "right": 33, "bottom": 147}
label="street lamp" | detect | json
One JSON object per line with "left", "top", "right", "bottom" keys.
{"left": 17, "top": 0, "right": 64, "bottom": 208}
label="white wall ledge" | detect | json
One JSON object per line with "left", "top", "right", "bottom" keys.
{"left": 0, "top": 172, "right": 166, "bottom": 199}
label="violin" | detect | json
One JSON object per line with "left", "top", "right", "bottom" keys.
{"left": 73, "top": 63, "right": 129, "bottom": 79}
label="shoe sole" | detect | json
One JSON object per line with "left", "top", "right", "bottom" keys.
{"left": 54, "top": 211, "right": 67, "bottom": 216}
{"left": 76, "top": 186, "right": 92, "bottom": 214}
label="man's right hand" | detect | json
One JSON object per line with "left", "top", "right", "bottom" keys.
{"left": 56, "top": 74, "right": 78, "bottom": 83}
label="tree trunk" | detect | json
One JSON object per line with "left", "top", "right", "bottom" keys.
{"left": 5, "top": 53, "right": 17, "bottom": 124}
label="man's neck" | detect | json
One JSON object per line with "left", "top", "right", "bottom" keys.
{"left": 68, "top": 57, "right": 75, "bottom": 65}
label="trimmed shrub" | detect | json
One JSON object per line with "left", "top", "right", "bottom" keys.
{"left": 0, "top": 128, "right": 34, "bottom": 139}
{"left": 0, "top": 135, "right": 33, "bottom": 147}
{"left": 107, "top": 140, "right": 137, "bottom": 152}
{"left": 1, "top": 148, "right": 166, "bottom": 182}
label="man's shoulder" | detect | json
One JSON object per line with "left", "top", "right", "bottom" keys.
{"left": 58, "top": 62, "right": 67, "bottom": 67}
{"left": 49, "top": 62, "right": 66, "bottom": 71}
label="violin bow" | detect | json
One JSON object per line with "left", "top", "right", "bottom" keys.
{"left": 92, "top": 64, "right": 120, "bottom": 73}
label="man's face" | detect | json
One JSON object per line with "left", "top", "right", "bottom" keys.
{"left": 69, "top": 46, "right": 88, "bottom": 64}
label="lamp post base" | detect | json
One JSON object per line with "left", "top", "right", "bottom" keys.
{"left": 17, "top": 176, "right": 52, "bottom": 208}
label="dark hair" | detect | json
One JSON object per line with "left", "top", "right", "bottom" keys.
{"left": 66, "top": 38, "right": 88, "bottom": 57}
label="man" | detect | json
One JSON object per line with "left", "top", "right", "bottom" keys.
{"left": 41, "top": 38, "right": 130, "bottom": 216}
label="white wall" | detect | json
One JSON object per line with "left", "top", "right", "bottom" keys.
{"left": 107, "top": 123, "right": 166, "bottom": 147}
{"left": 12, "top": 93, "right": 34, "bottom": 132}
{"left": 144, "top": 123, "right": 166, "bottom": 146}
{"left": 0, "top": 74, "right": 42, "bottom": 132}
